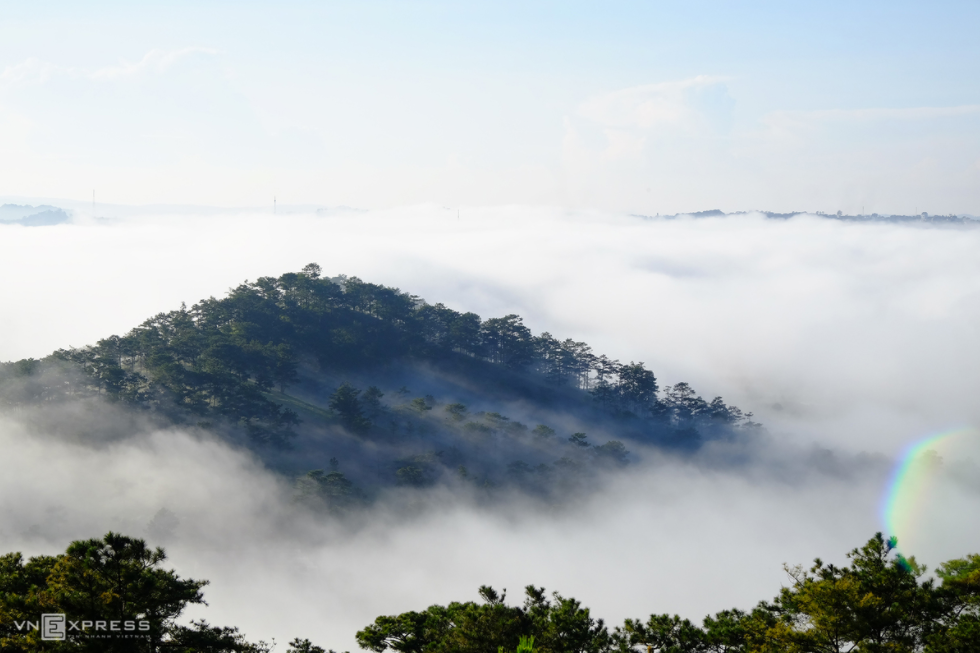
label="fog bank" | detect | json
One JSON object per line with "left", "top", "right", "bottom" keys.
{"left": 2, "top": 205, "right": 978, "bottom": 457}
{"left": 2, "top": 204, "right": 979, "bottom": 648}
{"left": 0, "top": 413, "right": 916, "bottom": 651}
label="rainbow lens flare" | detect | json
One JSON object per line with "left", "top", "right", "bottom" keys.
{"left": 881, "top": 428, "right": 980, "bottom": 560}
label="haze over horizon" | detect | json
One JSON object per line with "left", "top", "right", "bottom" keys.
{"left": 1, "top": 1, "right": 978, "bottom": 214}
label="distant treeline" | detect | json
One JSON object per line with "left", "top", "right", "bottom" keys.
{"left": 641, "top": 209, "right": 978, "bottom": 224}
{"left": 1, "top": 264, "right": 753, "bottom": 446}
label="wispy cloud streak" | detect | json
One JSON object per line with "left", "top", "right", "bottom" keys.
{"left": 0, "top": 47, "right": 217, "bottom": 88}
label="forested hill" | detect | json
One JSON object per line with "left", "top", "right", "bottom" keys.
{"left": 0, "top": 264, "right": 757, "bottom": 504}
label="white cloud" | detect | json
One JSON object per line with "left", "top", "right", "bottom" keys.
{"left": 768, "top": 104, "right": 980, "bottom": 125}
{"left": 757, "top": 104, "right": 980, "bottom": 145}
{"left": 0, "top": 103, "right": 34, "bottom": 153}
{"left": 0, "top": 47, "right": 217, "bottom": 89}
{"left": 0, "top": 57, "right": 64, "bottom": 88}
{"left": 0, "top": 412, "right": 909, "bottom": 651}
{"left": 555, "top": 76, "right": 980, "bottom": 213}
{"left": 565, "top": 76, "right": 735, "bottom": 168}
{"left": 560, "top": 76, "right": 745, "bottom": 209}
{"left": 89, "top": 47, "right": 218, "bottom": 80}
{"left": 0, "top": 62, "right": 976, "bottom": 213}
{"left": 578, "top": 75, "right": 733, "bottom": 132}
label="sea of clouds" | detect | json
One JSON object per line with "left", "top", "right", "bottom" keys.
{"left": 1, "top": 205, "right": 978, "bottom": 649}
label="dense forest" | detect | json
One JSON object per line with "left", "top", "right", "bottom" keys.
{"left": 0, "top": 264, "right": 757, "bottom": 504}
{"left": 1, "top": 532, "right": 977, "bottom": 651}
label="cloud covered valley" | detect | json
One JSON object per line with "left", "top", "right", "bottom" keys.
{"left": 1, "top": 204, "right": 979, "bottom": 649}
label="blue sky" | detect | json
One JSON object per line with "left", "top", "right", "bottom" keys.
{"left": 1, "top": 0, "right": 978, "bottom": 212}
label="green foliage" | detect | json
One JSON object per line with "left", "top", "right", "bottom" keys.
{"left": 536, "top": 333, "right": 593, "bottom": 387}
{"left": 2, "top": 532, "right": 976, "bottom": 652}
{"left": 301, "top": 262, "right": 322, "bottom": 279}
{"left": 764, "top": 532, "right": 931, "bottom": 652}
{"left": 0, "top": 533, "right": 263, "bottom": 651}
{"left": 167, "top": 620, "right": 272, "bottom": 652}
{"left": 928, "top": 553, "right": 980, "bottom": 652}
{"left": 396, "top": 466, "right": 428, "bottom": 487}
{"left": 0, "top": 533, "right": 337, "bottom": 651}
{"left": 330, "top": 382, "right": 371, "bottom": 434}
{"left": 12, "top": 358, "right": 38, "bottom": 377}
{"left": 445, "top": 403, "right": 468, "bottom": 421}
{"left": 614, "top": 613, "right": 704, "bottom": 653}
{"left": 295, "top": 468, "right": 362, "bottom": 513}
{"left": 356, "top": 585, "right": 608, "bottom": 653}
{"left": 568, "top": 433, "right": 589, "bottom": 447}
{"left": 481, "top": 315, "right": 534, "bottom": 369}
{"left": 616, "top": 362, "right": 658, "bottom": 414}
{"left": 593, "top": 441, "right": 630, "bottom": 466}
{"left": 287, "top": 637, "right": 337, "bottom": 653}
{"left": 363, "top": 386, "right": 385, "bottom": 417}
{"left": 355, "top": 535, "right": 980, "bottom": 653}
{"left": 272, "top": 342, "right": 300, "bottom": 393}
{"left": 531, "top": 425, "right": 556, "bottom": 440}
{"left": 522, "top": 586, "right": 610, "bottom": 653}
{"left": 499, "top": 635, "right": 535, "bottom": 653}
{"left": 936, "top": 552, "right": 980, "bottom": 585}
{"left": 615, "top": 532, "right": 980, "bottom": 653}
{"left": 463, "top": 422, "right": 494, "bottom": 440}
{"left": 356, "top": 586, "right": 529, "bottom": 653}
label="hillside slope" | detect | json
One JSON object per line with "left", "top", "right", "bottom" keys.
{"left": 0, "top": 264, "right": 758, "bottom": 506}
